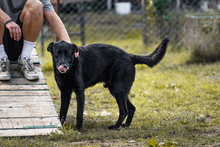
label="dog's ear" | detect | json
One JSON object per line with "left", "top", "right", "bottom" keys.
{"left": 47, "top": 42, "right": 54, "bottom": 53}
{"left": 72, "top": 44, "right": 79, "bottom": 58}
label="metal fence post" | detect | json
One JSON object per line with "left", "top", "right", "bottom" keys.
{"left": 79, "top": 1, "right": 85, "bottom": 46}
{"left": 55, "top": 0, "right": 60, "bottom": 42}
{"left": 176, "top": 0, "right": 181, "bottom": 43}
{"left": 141, "top": 0, "right": 147, "bottom": 47}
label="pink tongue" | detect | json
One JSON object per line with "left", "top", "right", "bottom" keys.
{"left": 58, "top": 65, "right": 66, "bottom": 72}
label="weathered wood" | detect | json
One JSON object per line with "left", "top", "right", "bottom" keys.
{"left": 0, "top": 96, "right": 53, "bottom": 102}
{"left": 1, "top": 119, "right": 13, "bottom": 129}
{"left": 0, "top": 91, "right": 50, "bottom": 96}
{"left": 0, "top": 117, "right": 61, "bottom": 130}
{"left": 31, "top": 48, "right": 38, "bottom": 56}
{"left": 11, "top": 118, "right": 24, "bottom": 129}
{"left": 0, "top": 128, "right": 61, "bottom": 136}
{"left": 0, "top": 78, "right": 46, "bottom": 85}
{"left": 10, "top": 71, "right": 44, "bottom": 78}
{"left": 9, "top": 64, "right": 42, "bottom": 71}
{"left": 0, "top": 85, "right": 49, "bottom": 90}
{"left": 0, "top": 95, "right": 52, "bottom": 104}
{"left": 0, "top": 107, "right": 58, "bottom": 118}
{"left": 0, "top": 102, "right": 54, "bottom": 108}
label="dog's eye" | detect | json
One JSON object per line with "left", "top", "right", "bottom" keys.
{"left": 55, "top": 50, "right": 61, "bottom": 54}
{"left": 65, "top": 50, "right": 70, "bottom": 56}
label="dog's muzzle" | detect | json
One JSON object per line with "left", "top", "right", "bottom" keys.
{"left": 57, "top": 65, "right": 69, "bottom": 74}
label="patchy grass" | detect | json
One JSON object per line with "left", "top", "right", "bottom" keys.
{"left": 0, "top": 37, "right": 220, "bottom": 146}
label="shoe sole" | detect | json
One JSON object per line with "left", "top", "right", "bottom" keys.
{"left": 24, "top": 75, "right": 39, "bottom": 81}
{"left": 18, "top": 65, "right": 39, "bottom": 81}
{"left": 0, "top": 76, "right": 11, "bottom": 81}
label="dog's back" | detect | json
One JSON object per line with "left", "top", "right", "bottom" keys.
{"left": 77, "top": 37, "right": 169, "bottom": 88}
{"left": 77, "top": 43, "right": 133, "bottom": 88}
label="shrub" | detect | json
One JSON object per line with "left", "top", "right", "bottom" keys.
{"left": 186, "top": 13, "right": 220, "bottom": 63}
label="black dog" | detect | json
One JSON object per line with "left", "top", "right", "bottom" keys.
{"left": 47, "top": 37, "right": 169, "bottom": 131}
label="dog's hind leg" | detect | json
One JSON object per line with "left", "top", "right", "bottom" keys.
{"left": 121, "top": 98, "right": 135, "bottom": 128}
{"left": 107, "top": 90, "right": 129, "bottom": 130}
{"left": 107, "top": 60, "right": 135, "bottom": 130}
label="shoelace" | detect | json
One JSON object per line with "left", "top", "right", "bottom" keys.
{"left": 0, "top": 58, "right": 8, "bottom": 72}
{"left": 23, "top": 58, "right": 35, "bottom": 71}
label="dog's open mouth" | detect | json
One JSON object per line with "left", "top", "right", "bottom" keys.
{"left": 58, "top": 65, "right": 68, "bottom": 73}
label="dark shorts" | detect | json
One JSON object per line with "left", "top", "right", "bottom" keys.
{"left": 3, "top": 14, "right": 23, "bottom": 61}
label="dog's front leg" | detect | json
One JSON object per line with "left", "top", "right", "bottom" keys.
{"left": 74, "top": 88, "right": 85, "bottom": 131}
{"left": 60, "top": 89, "right": 72, "bottom": 125}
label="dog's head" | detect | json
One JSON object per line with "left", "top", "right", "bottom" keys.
{"left": 47, "top": 40, "right": 79, "bottom": 74}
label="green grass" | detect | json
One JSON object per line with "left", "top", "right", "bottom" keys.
{"left": 0, "top": 35, "right": 220, "bottom": 146}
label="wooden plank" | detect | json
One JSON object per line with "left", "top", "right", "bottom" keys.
{"left": 41, "top": 117, "right": 61, "bottom": 128}
{"left": 0, "top": 128, "right": 61, "bottom": 137}
{"left": 32, "top": 118, "right": 45, "bottom": 129}
{"left": 11, "top": 118, "right": 24, "bottom": 129}
{"left": 0, "top": 107, "right": 58, "bottom": 118}
{"left": 0, "top": 85, "right": 49, "bottom": 90}
{"left": 0, "top": 117, "right": 61, "bottom": 136}
{"left": 9, "top": 64, "right": 42, "bottom": 71}
{"left": 0, "top": 117, "right": 60, "bottom": 130}
{"left": 31, "top": 48, "right": 38, "bottom": 56}
{"left": 0, "top": 91, "right": 50, "bottom": 96}
{"left": 0, "top": 130, "right": 5, "bottom": 136}
{"left": 3, "top": 129, "right": 17, "bottom": 137}
{"left": 21, "top": 118, "right": 34, "bottom": 129}
{"left": 0, "top": 96, "right": 54, "bottom": 102}
{"left": 1, "top": 119, "right": 13, "bottom": 129}
{"left": 0, "top": 78, "right": 46, "bottom": 85}
{"left": 10, "top": 71, "right": 44, "bottom": 78}
{"left": 0, "top": 119, "right": 4, "bottom": 129}
{"left": 0, "top": 101, "right": 54, "bottom": 108}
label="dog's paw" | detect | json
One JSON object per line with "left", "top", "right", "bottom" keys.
{"left": 103, "top": 82, "right": 109, "bottom": 88}
{"left": 121, "top": 123, "right": 129, "bottom": 128}
{"left": 73, "top": 127, "right": 81, "bottom": 132}
{"left": 107, "top": 125, "right": 120, "bottom": 130}
{"left": 73, "top": 125, "right": 83, "bottom": 132}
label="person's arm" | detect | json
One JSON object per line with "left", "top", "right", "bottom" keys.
{"left": 44, "top": 11, "right": 71, "bottom": 43}
{"left": 0, "top": 8, "right": 21, "bottom": 41}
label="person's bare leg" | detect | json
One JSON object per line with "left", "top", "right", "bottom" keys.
{"left": 20, "top": 0, "right": 43, "bottom": 42}
{"left": 0, "top": 21, "right": 10, "bottom": 80}
{"left": 0, "top": 22, "right": 4, "bottom": 45}
{"left": 0, "top": 22, "right": 8, "bottom": 58}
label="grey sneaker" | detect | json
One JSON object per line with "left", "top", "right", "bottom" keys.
{"left": 0, "top": 57, "right": 11, "bottom": 80}
{"left": 18, "top": 56, "right": 39, "bottom": 80}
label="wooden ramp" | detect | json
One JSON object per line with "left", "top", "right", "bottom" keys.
{"left": 0, "top": 49, "right": 61, "bottom": 137}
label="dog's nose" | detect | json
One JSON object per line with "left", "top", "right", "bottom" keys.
{"left": 62, "top": 64, "right": 68, "bottom": 69}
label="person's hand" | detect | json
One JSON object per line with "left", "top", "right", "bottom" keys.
{"left": 5, "top": 21, "right": 22, "bottom": 41}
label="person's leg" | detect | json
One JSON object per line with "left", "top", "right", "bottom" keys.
{"left": 0, "top": 21, "right": 8, "bottom": 58}
{"left": 0, "top": 21, "right": 10, "bottom": 80}
{"left": 19, "top": 0, "right": 43, "bottom": 59}
{"left": 18, "top": 0, "right": 43, "bottom": 81}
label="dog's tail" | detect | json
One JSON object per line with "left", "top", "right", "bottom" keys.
{"left": 131, "top": 37, "right": 169, "bottom": 68}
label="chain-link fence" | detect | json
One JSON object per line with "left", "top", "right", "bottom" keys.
{"left": 40, "top": 0, "right": 220, "bottom": 61}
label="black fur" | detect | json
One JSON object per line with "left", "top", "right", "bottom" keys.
{"left": 47, "top": 37, "right": 170, "bottom": 131}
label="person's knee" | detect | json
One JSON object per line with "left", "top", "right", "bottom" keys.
{"left": 26, "top": 0, "right": 43, "bottom": 17}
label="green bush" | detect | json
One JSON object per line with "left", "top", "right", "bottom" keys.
{"left": 186, "top": 13, "right": 220, "bottom": 63}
